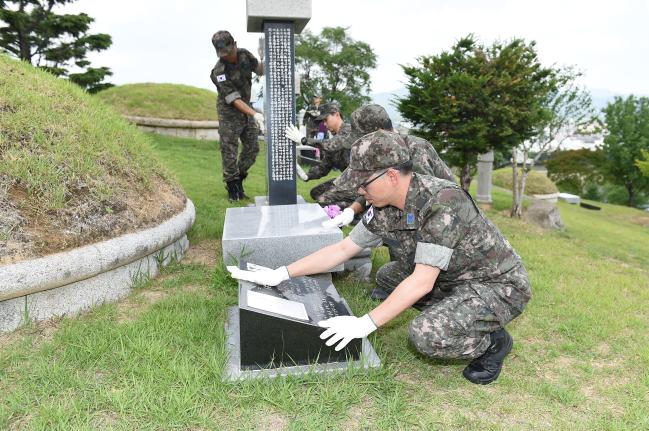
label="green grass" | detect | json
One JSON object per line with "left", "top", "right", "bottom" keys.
{"left": 2, "top": 134, "right": 649, "bottom": 430}
{"left": 493, "top": 166, "right": 559, "bottom": 195}
{"left": 96, "top": 83, "right": 219, "bottom": 121}
{"left": 0, "top": 55, "right": 170, "bottom": 211}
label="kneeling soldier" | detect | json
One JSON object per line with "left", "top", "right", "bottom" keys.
{"left": 228, "top": 130, "right": 531, "bottom": 385}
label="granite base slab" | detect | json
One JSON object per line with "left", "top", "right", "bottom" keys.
{"left": 254, "top": 195, "right": 306, "bottom": 207}
{"left": 223, "top": 306, "right": 381, "bottom": 381}
{"left": 222, "top": 203, "right": 343, "bottom": 271}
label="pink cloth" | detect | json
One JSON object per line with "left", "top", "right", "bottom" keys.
{"left": 324, "top": 204, "right": 342, "bottom": 219}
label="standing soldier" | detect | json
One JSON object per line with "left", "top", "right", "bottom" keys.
{"left": 228, "top": 130, "right": 531, "bottom": 385}
{"left": 210, "top": 30, "right": 265, "bottom": 202}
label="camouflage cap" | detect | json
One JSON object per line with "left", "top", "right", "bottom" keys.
{"left": 335, "top": 130, "right": 411, "bottom": 190}
{"left": 314, "top": 101, "right": 341, "bottom": 121}
{"left": 351, "top": 104, "right": 393, "bottom": 136}
{"left": 212, "top": 30, "right": 235, "bottom": 57}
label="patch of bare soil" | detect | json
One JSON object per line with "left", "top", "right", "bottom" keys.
{"left": 0, "top": 175, "right": 186, "bottom": 265}
{"left": 0, "top": 315, "right": 64, "bottom": 351}
{"left": 183, "top": 239, "right": 220, "bottom": 267}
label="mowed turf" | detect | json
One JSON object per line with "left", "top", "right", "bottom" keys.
{"left": 1, "top": 134, "right": 648, "bottom": 430}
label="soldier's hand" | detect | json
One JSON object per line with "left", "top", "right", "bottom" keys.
{"left": 322, "top": 207, "right": 354, "bottom": 228}
{"left": 253, "top": 112, "right": 265, "bottom": 134}
{"left": 226, "top": 265, "right": 289, "bottom": 287}
{"left": 296, "top": 163, "right": 309, "bottom": 181}
{"left": 285, "top": 124, "right": 307, "bottom": 145}
{"left": 318, "top": 314, "right": 377, "bottom": 351}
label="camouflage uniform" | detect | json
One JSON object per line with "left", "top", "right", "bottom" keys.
{"left": 342, "top": 131, "right": 531, "bottom": 360}
{"left": 307, "top": 122, "right": 358, "bottom": 208}
{"left": 210, "top": 48, "right": 261, "bottom": 183}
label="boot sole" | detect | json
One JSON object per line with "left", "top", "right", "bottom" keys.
{"left": 463, "top": 333, "right": 513, "bottom": 385}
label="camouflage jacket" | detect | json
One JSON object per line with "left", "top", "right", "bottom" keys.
{"left": 210, "top": 48, "right": 260, "bottom": 119}
{"left": 404, "top": 135, "right": 455, "bottom": 182}
{"left": 349, "top": 173, "right": 530, "bottom": 313}
{"left": 321, "top": 122, "right": 357, "bottom": 152}
{"left": 307, "top": 123, "right": 352, "bottom": 180}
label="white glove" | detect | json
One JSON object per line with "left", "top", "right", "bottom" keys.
{"left": 285, "top": 124, "right": 306, "bottom": 145}
{"left": 253, "top": 112, "right": 265, "bottom": 134}
{"left": 322, "top": 207, "right": 355, "bottom": 228}
{"left": 296, "top": 163, "right": 309, "bottom": 181}
{"left": 226, "top": 265, "right": 289, "bottom": 287}
{"left": 318, "top": 314, "right": 377, "bottom": 351}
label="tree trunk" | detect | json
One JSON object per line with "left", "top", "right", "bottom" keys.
{"left": 511, "top": 148, "right": 520, "bottom": 217}
{"left": 626, "top": 183, "right": 636, "bottom": 207}
{"left": 460, "top": 163, "right": 472, "bottom": 192}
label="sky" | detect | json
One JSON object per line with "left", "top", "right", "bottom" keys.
{"left": 61, "top": 0, "right": 649, "bottom": 98}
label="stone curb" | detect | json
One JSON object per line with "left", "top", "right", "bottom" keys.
{"left": 0, "top": 199, "right": 196, "bottom": 316}
{"left": 124, "top": 116, "right": 220, "bottom": 141}
{"left": 124, "top": 115, "right": 219, "bottom": 129}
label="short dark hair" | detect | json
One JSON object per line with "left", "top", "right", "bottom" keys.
{"left": 397, "top": 160, "right": 413, "bottom": 174}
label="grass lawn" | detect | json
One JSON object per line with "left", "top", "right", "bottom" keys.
{"left": 2, "top": 134, "right": 649, "bottom": 430}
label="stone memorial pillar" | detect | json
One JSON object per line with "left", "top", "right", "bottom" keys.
{"left": 247, "top": 0, "right": 311, "bottom": 205}
{"left": 476, "top": 150, "right": 494, "bottom": 210}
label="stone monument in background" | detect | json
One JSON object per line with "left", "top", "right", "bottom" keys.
{"left": 476, "top": 150, "right": 494, "bottom": 210}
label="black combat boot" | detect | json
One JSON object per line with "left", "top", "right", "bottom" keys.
{"left": 237, "top": 173, "right": 249, "bottom": 199}
{"left": 462, "top": 328, "right": 513, "bottom": 385}
{"left": 226, "top": 181, "right": 240, "bottom": 202}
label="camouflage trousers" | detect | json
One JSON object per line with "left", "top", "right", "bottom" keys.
{"left": 218, "top": 112, "right": 260, "bottom": 183}
{"left": 376, "top": 260, "right": 528, "bottom": 360}
{"left": 309, "top": 178, "right": 357, "bottom": 209}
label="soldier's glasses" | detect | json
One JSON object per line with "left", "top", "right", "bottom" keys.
{"left": 359, "top": 161, "right": 409, "bottom": 191}
{"left": 359, "top": 169, "right": 389, "bottom": 191}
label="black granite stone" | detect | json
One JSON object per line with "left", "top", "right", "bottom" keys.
{"left": 264, "top": 21, "right": 297, "bottom": 205}
{"left": 238, "top": 274, "right": 362, "bottom": 370}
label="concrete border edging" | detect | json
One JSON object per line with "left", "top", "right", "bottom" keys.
{"left": 0, "top": 199, "right": 196, "bottom": 333}
{"left": 124, "top": 115, "right": 220, "bottom": 140}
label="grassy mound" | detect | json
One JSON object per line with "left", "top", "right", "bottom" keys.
{"left": 492, "top": 167, "right": 559, "bottom": 195}
{"left": 0, "top": 55, "right": 185, "bottom": 262}
{"left": 96, "top": 83, "right": 218, "bottom": 121}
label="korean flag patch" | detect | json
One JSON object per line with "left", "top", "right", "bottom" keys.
{"left": 363, "top": 205, "right": 374, "bottom": 224}
{"left": 216, "top": 74, "right": 227, "bottom": 82}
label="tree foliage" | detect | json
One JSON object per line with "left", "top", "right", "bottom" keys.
{"left": 636, "top": 150, "right": 649, "bottom": 178}
{"left": 295, "top": 26, "right": 376, "bottom": 116}
{"left": 601, "top": 96, "right": 649, "bottom": 207}
{"left": 545, "top": 149, "right": 605, "bottom": 195}
{"left": 397, "top": 35, "right": 557, "bottom": 191}
{"left": 0, "top": 0, "right": 112, "bottom": 92}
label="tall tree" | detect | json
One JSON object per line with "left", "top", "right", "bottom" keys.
{"left": 510, "top": 67, "right": 595, "bottom": 216}
{"left": 295, "top": 26, "right": 376, "bottom": 116}
{"left": 601, "top": 96, "right": 649, "bottom": 206}
{"left": 0, "top": 0, "right": 112, "bottom": 93}
{"left": 398, "top": 35, "right": 556, "bottom": 191}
